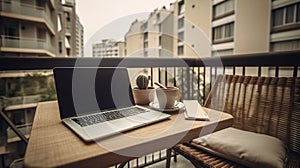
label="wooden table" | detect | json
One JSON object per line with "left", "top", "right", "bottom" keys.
{"left": 24, "top": 101, "right": 233, "bottom": 168}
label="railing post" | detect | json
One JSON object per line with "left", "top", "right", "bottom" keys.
{"left": 293, "top": 66, "right": 298, "bottom": 77}
{"left": 0, "top": 108, "right": 28, "bottom": 145}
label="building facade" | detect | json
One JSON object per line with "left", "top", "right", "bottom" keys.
{"left": 125, "top": 20, "right": 145, "bottom": 57}
{"left": 0, "top": 0, "right": 83, "bottom": 57}
{"left": 125, "top": 0, "right": 300, "bottom": 58}
{"left": 270, "top": 0, "right": 300, "bottom": 52}
{"left": 92, "top": 39, "right": 125, "bottom": 57}
{"left": 76, "top": 14, "right": 84, "bottom": 57}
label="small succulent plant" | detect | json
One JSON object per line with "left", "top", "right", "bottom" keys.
{"left": 136, "top": 74, "right": 149, "bottom": 89}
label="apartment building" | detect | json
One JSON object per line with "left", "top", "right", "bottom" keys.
{"left": 125, "top": 0, "right": 299, "bottom": 58}
{"left": 0, "top": 0, "right": 83, "bottom": 57}
{"left": 211, "top": 0, "right": 300, "bottom": 75}
{"left": 125, "top": 0, "right": 212, "bottom": 58}
{"left": 76, "top": 14, "right": 84, "bottom": 57}
{"left": 212, "top": 0, "right": 269, "bottom": 56}
{"left": 125, "top": 20, "right": 144, "bottom": 57}
{"left": 56, "top": 0, "right": 77, "bottom": 57}
{"left": 93, "top": 39, "right": 125, "bottom": 57}
{"left": 157, "top": 7, "right": 175, "bottom": 57}
{"left": 270, "top": 0, "right": 300, "bottom": 52}
{"left": 173, "top": 0, "right": 212, "bottom": 58}
{"left": 212, "top": 0, "right": 300, "bottom": 55}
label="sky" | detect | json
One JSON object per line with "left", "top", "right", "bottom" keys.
{"left": 76, "top": 0, "right": 176, "bottom": 56}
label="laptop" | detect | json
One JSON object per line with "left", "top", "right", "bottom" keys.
{"left": 53, "top": 67, "right": 171, "bottom": 141}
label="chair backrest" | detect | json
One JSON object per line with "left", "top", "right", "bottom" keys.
{"left": 204, "top": 75, "right": 300, "bottom": 154}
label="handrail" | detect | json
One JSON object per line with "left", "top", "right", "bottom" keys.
{"left": 0, "top": 50, "right": 299, "bottom": 71}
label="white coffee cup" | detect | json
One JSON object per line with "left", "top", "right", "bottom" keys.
{"left": 156, "top": 86, "right": 179, "bottom": 109}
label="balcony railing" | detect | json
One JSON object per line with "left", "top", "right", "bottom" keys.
{"left": 0, "top": 0, "right": 55, "bottom": 31}
{"left": 0, "top": 35, "right": 55, "bottom": 55}
{"left": 0, "top": 50, "right": 299, "bottom": 167}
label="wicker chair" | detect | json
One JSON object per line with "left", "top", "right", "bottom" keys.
{"left": 173, "top": 75, "right": 300, "bottom": 168}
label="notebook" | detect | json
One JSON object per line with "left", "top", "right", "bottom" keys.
{"left": 183, "top": 100, "right": 209, "bottom": 121}
{"left": 53, "top": 67, "right": 171, "bottom": 141}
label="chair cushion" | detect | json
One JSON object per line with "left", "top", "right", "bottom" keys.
{"left": 192, "top": 127, "right": 287, "bottom": 168}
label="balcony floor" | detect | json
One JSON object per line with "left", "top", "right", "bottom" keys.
{"left": 147, "top": 155, "right": 193, "bottom": 168}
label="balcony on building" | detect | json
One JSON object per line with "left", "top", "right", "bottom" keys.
{"left": 0, "top": 35, "right": 55, "bottom": 57}
{"left": 0, "top": 51, "right": 299, "bottom": 168}
{"left": 0, "top": 0, "right": 55, "bottom": 35}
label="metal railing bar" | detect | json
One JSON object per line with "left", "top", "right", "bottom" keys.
{"left": 1, "top": 51, "right": 299, "bottom": 71}
{"left": 197, "top": 67, "right": 200, "bottom": 101}
{"left": 203, "top": 67, "right": 206, "bottom": 105}
{"left": 152, "top": 152, "right": 155, "bottom": 162}
{"left": 150, "top": 68, "right": 153, "bottom": 87}
{"left": 158, "top": 68, "right": 161, "bottom": 83}
{"left": 192, "top": 67, "right": 195, "bottom": 98}
{"left": 209, "top": 67, "right": 212, "bottom": 94}
{"left": 214, "top": 67, "right": 217, "bottom": 81}
{"left": 186, "top": 67, "right": 190, "bottom": 99}
{"left": 158, "top": 151, "right": 161, "bottom": 160}
{"left": 258, "top": 66, "right": 262, "bottom": 77}
{"left": 275, "top": 66, "right": 279, "bottom": 77}
{"left": 0, "top": 109, "right": 28, "bottom": 145}
{"left": 293, "top": 66, "right": 298, "bottom": 77}
{"left": 181, "top": 67, "right": 184, "bottom": 100}
{"left": 173, "top": 67, "right": 177, "bottom": 87}
{"left": 233, "top": 66, "right": 236, "bottom": 75}
{"left": 165, "top": 67, "right": 168, "bottom": 86}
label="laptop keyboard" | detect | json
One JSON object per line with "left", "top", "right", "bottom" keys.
{"left": 72, "top": 107, "right": 149, "bottom": 127}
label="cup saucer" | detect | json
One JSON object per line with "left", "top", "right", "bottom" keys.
{"left": 149, "top": 101, "right": 185, "bottom": 112}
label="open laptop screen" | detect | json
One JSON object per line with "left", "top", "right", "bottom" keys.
{"left": 54, "top": 67, "right": 135, "bottom": 119}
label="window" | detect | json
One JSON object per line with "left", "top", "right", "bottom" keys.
{"left": 214, "top": 26, "right": 222, "bottom": 40}
{"left": 159, "top": 36, "right": 162, "bottom": 46}
{"left": 178, "top": 1, "right": 185, "bottom": 15}
{"left": 159, "top": 24, "right": 162, "bottom": 33}
{"left": 178, "top": 32, "right": 184, "bottom": 42}
{"left": 213, "top": 22, "right": 234, "bottom": 43}
{"left": 59, "top": 41, "right": 63, "bottom": 53}
{"left": 270, "top": 39, "right": 300, "bottom": 52}
{"left": 144, "top": 41, "right": 148, "bottom": 48}
{"left": 178, "top": 17, "right": 184, "bottom": 29}
{"left": 66, "top": 48, "right": 70, "bottom": 56}
{"left": 5, "top": 27, "right": 18, "bottom": 38}
{"left": 178, "top": 46, "right": 184, "bottom": 55}
{"left": 212, "top": 49, "right": 233, "bottom": 57}
{"left": 273, "top": 8, "right": 284, "bottom": 26}
{"left": 213, "top": 0, "right": 234, "bottom": 19}
{"left": 286, "top": 5, "right": 294, "bottom": 24}
{"left": 65, "top": 12, "right": 71, "bottom": 22}
{"left": 296, "top": 3, "right": 300, "bottom": 22}
{"left": 156, "top": 13, "right": 160, "bottom": 21}
{"left": 37, "top": 28, "right": 46, "bottom": 40}
{"left": 142, "top": 23, "right": 147, "bottom": 31}
{"left": 224, "top": 23, "right": 234, "bottom": 38}
{"left": 144, "top": 32, "right": 148, "bottom": 41}
{"left": 57, "top": 14, "right": 62, "bottom": 32}
{"left": 272, "top": 3, "right": 300, "bottom": 27}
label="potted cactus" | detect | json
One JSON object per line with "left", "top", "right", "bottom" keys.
{"left": 132, "top": 74, "right": 155, "bottom": 105}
